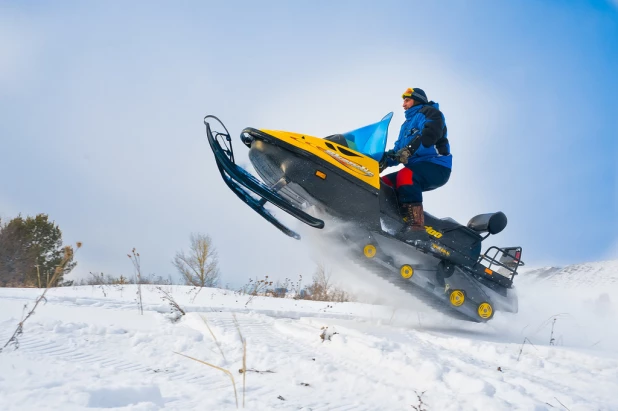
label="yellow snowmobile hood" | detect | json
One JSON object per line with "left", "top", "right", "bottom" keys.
{"left": 258, "top": 129, "right": 381, "bottom": 190}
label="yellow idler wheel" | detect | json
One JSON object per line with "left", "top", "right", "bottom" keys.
{"left": 400, "top": 264, "right": 414, "bottom": 279}
{"left": 478, "top": 302, "right": 494, "bottom": 320}
{"left": 363, "top": 244, "right": 377, "bottom": 259}
{"left": 449, "top": 290, "right": 465, "bottom": 307}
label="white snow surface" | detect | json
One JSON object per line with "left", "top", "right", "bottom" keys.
{"left": 1, "top": 262, "right": 618, "bottom": 410}
{"left": 521, "top": 260, "right": 618, "bottom": 289}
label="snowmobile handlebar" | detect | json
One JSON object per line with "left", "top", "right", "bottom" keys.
{"left": 384, "top": 150, "right": 398, "bottom": 159}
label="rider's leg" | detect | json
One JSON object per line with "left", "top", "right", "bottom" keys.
{"left": 396, "top": 162, "right": 451, "bottom": 230}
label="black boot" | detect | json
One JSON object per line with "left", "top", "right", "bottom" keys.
{"left": 402, "top": 203, "right": 425, "bottom": 231}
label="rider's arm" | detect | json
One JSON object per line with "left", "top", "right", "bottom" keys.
{"left": 418, "top": 106, "right": 445, "bottom": 148}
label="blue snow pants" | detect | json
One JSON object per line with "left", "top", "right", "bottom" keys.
{"left": 381, "top": 161, "right": 451, "bottom": 204}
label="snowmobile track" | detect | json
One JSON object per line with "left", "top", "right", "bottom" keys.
{"left": 349, "top": 250, "right": 475, "bottom": 322}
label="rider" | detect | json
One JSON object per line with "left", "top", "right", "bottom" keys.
{"left": 380, "top": 88, "right": 452, "bottom": 231}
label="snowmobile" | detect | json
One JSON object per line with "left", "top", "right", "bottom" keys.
{"left": 204, "top": 113, "right": 524, "bottom": 322}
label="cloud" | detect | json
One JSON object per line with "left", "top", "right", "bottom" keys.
{"left": 0, "top": 15, "right": 39, "bottom": 97}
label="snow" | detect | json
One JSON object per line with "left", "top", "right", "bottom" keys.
{"left": 1, "top": 263, "right": 618, "bottom": 410}
{"left": 521, "top": 260, "right": 618, "bottom": 289}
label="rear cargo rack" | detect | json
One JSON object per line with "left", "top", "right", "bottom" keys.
{"left": 478, "top": 246, "right": 524, "bottom": 282}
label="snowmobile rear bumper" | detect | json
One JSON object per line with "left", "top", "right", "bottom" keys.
{"left": 204, "top": 115, "right": 324, "bottom": 239}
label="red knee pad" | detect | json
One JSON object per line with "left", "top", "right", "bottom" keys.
{"left": 396, "top": 167, "right": 414, "bottom": 188}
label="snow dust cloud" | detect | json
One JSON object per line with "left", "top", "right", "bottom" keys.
{"left": 298, "top": 217, "right": 618, "bottom": 353}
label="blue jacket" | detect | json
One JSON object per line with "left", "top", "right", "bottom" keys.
{"left": 388, "top": 102, "right": 452, "bottom": 169}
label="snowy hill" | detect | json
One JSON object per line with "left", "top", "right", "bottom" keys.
{"left": 1, "top": 261, "right": 618, "bottom": 410}
{"left": 521, "top": 260, "right": 618, "bottom": 289}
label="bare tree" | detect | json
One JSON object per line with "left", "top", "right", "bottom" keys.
{"left": 305, "top": 262, "right": 352, "bottom": 302}
{"left": 307, "top": 262, "right": 332, "bottom": 301}
{"left": 173, "top": 233, "right": 220, "bottom": 288}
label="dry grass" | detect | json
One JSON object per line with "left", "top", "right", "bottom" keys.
{"left": 175, "top": 313, "right": 248, "bottom": 408}
{"left": 1, "top": 243, "right": 81, "bottom": 352}
{"left": 411, "top": 390, "right": 428, "bottom": 411}
{"left": 127, "top": 248, "right": 144, "bottom": 315}
{"left": 174, "top": 351, "right": 239, "bottom": 408}
{"left": 238, "top": 276, "right": 273, "bottom": 306}
{"left": 235, "top": 265, "right": 353, "bottom": 304}
{"left": 75, "top": 272, "right": 170, "bottom": 286}
{"left": 201, "top": 315, "right": 227, "bottom": 364}
{"left": 516, "top": 337, "right": 537, "bottom": 362}
{"left": 304, "top": 263, "right": 353, "bottom": 303}
{"left": 241, "top": 338, "right": 247, "bottom": 407}
{"left": 233, "top": 313, "right": 247, "bottom": 407}
{"left": 156, "top": 286, "right": 186, "bottom": 319}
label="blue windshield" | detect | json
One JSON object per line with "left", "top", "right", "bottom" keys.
{"left": 341, "top": 112, "right": 393, "bottom": 161}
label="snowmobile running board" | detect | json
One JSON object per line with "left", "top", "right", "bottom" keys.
{"left": 204, "top": 115, "right": 324, "bottom": 239}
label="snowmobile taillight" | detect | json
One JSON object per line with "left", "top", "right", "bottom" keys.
{"left": 484, "top": 268, "right": 493, "bottom": 275}
{"left": 315, "top": 170, "right": 327, "bottom": 180}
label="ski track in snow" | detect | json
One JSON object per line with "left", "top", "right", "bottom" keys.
{"left": 0, "top": 276, "right": 617, "bottom": 410}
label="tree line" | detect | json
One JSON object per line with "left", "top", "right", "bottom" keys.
{"left": 0, "top": 213, "right": 220, "bottom": 289}
{"left": 0, "top": 214, "right": 76, "bottom": 287}
{"left": 0, "top": 213, "right": 351, "bottom": 302}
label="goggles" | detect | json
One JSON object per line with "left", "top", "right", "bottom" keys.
{"left": 401, "top": 88, "right": 428, "bottom": 103}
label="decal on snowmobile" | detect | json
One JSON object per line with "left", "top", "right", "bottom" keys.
{"left": 323, "top": 149, "right": 374, "bottom": 177}
{"left": 425, "top": 226, "right": 443, "bottom": 239}
{"left": 431, "top": 243, "right": 451, "bottom": 257}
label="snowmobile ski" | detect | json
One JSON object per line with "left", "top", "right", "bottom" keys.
{"left": 205, "top": 115, "right": 324, "bottom": 239}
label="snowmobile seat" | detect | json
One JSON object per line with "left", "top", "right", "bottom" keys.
{"left": 467, "top": 212, "right": 507, "bottom": 235}
{"left": 425, "top": 214, "right": 483, "bottom": 260}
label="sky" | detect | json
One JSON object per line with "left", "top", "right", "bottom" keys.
{"left": 0, "top": 0, "right": 617, "bottom": 286}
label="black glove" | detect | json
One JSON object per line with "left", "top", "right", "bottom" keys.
{"left": 396, "top": 136, "right": 422, "bottom": 164}
{"left": 379, "top": 150, "right": 396, "bottom": 173}
{"left": 395, "top": 147, "right": 411, "bottom": 164}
